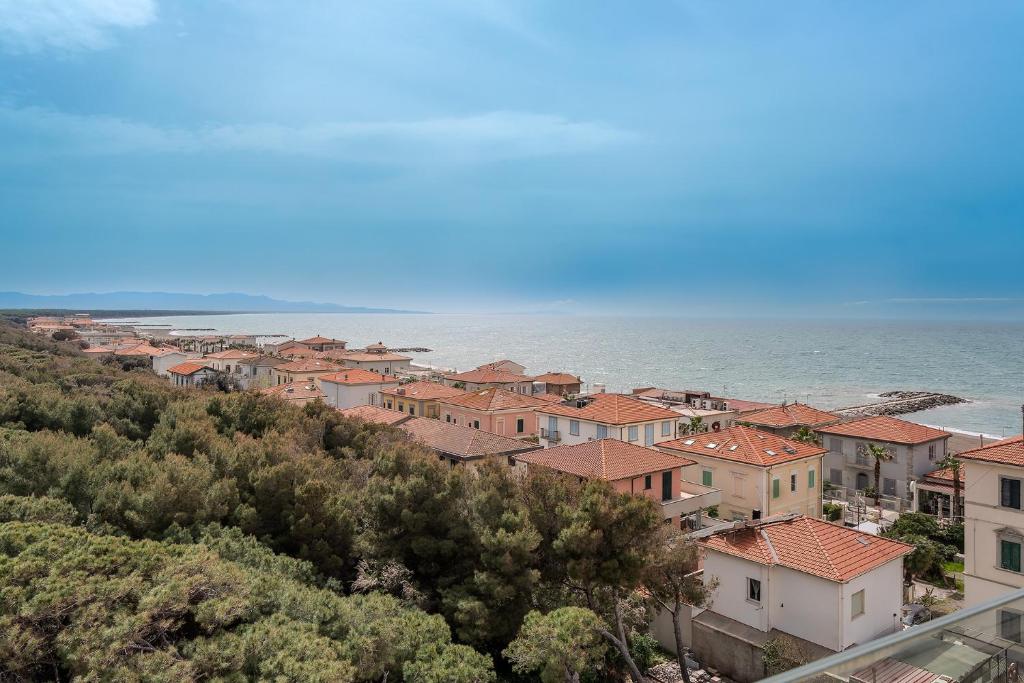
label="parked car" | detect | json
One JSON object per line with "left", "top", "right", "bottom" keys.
{"left": 901, "top": 603, "right": 932, "bottom": 628}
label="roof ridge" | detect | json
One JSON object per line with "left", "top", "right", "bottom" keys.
{"left": 803, "top": 518, "right": 840, "bottom": 581}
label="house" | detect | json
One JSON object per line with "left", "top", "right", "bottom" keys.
{"left": 438, "top": 387, "right": 552, "bottom": 438}
{"left": 271, "top": 359, "right": 343, "bottom": 387}
{"left": 737, "top": 402, "right": 839, "bottom": 438}
{"left": 379, "top": 381, "right": 467, "bottom": 419}
{"left": 532, "top": 372, "right": 583, "bottom": 397}
{"left": 333, "top": 343, "right": 412, "bottom": 375}
{"left": 657, "top": 425, "right": 826, "bottom": 520}
{"left": 513, "top": 439, "right": 720, "bottom": 527}
{"left": 295, "top": 335, "right": 347, "bottom": 352}
{"left": 443, "top": 367, "right": 535, "bottom": 395}
{"left": 204, "top": 349, "right": 259, "bottom": 375}
{"left": 633, "top": 387, "right": 773, "bottom": 426}
{"left": 265, "top": 339, "right": 305, "bottom": 356}
{"left": 959, "top": 435, "right": 1024, "bottom": 607}
{"left": 477, "top": 360, "right": 527, "bottom": 375}
{"left": 398, "top": 416, "right": 541, "bottom": 468}
{"left": 167, "top": 361, "right": 216, "bottom": 387}
{"left": 535, "top": 393, "right": 680, "bottom": 448}
{"left": 318, "top": 369, "right": 400, "bottom": 409}
{"left": 693, "top": 515, "right": 912, "bottom": 682}
{"left": 236, "top": 355, "right": 287, "bottom": 389}
{"left": 338, "top": 404, "right": 413, "bottom": 426}
{"left": 151, "top": 349, "right": 193, "bottom": 377}
{"left": 818, "top": 416, "right": 951, "bottom": 507}
{"left": 912, "top": 466, "right": 964, "bottom": 521}
{"left": 258, "top": 382, "right": 324, "bottom": 405}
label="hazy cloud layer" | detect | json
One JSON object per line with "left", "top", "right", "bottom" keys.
{"left": 0, "top": 0, "right": 156, "bottom": 53}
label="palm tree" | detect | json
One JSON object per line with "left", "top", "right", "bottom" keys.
{"left": 687, "top": 416, "right": 704, "bottom": 435}
{"left": 791, "top": 426, "right": 820, "bottom": 445}
{"left": 866, "top": 443, "right": 894, "bottom": 506}
{"left": 937, "top": 453, "right": 962, "bottom": 520}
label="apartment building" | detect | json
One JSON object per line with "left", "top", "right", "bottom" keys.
{"left": 535, "top": 393, "right": 680, "bottom": 448}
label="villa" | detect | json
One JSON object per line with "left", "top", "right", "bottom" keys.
{"left": 271, "top": 358, "right": 343, "bottom": 386}
{"left": 236, "top": 355, "right": 287, "bottom": 389}
{"left": 532, "top": 372, "right": 583, "bottom": 397}
{"left": 398, "top": 416, "right": 541, "bottom": 468}
{"left": 535, "top": 393, "right": 681, "bottom": 447}
{"left": 295, "top": 335, "right": 347, "bottom": 352}
{"left": 203, "top": 349, "right": 259, "bottom": 375}
{"left": 333, "top": 343, "right": 412, "bottom": 375}
{"left": 259, "top": 382, "right": 325, "bottom": 405}
{"left": 167, "top": 361, "right": 217, "bottom": 387}
{"left": 380, "top": 380, "right": 467, "bottom": 418}
{"left": 319, "top": 369, "right": 400, "bottom": 409}
{"left": 443, "top": 366, "right": 535, "bottom": 394}
{"left": 438, "top": 387, "right": 555, "bottom": 438}
{"left": 737, "top": 402, "right": 840, "bottom": 438}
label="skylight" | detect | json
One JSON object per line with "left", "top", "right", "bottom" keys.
{"left": 764, "top": 449, "right": 776, "bottom": 456}
{"left": 683, "top": 439, "right": 695, "bottom": 445}
{"left": 706, "top": 443, "right": 718, "bottom": 449}
{"left": 729, "top": 444, "right": 739, "bottom": 451}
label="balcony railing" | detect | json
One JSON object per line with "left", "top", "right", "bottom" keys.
{"left": 540, "top": 428, "right": 560, "bottom": 442}
{"left": 660, "top": 482, "right": 722, "bottom": 518}
{"left": 761, "top": 587, "right": 1024, "bottom": 683}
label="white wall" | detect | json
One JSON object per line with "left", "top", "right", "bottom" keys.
{"left": 702, "top": 551, "right": 770, "bottom": 632}
{"left": 321, "top": 380, "right": 400, "bottom": 409}
{"left": 538, "top": 415, "right": 677, "bottom": 448}
{"left": 841, "top": 558, "right": 903, "bottom": 648}
{"left": 152, "top": 352, "right": 188, "bottom": 377}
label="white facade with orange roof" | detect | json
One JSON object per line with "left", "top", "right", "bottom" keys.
{"left": 535, "top": 393, "right": 680, "bottom": 448}
{"left": 319, "top": 369, "right": 401, "bottom": 409}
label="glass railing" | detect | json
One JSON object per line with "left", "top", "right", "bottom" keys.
{"left": 761, "top": 587, "right": 1024, "bottom": 683}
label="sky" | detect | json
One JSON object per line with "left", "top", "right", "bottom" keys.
{"left": 1, "top": 1, "right": 1023, "bottom": 318}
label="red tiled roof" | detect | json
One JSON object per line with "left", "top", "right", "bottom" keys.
{"left": 658, "top": 425, "right": 826, "bottom": 467}
{"left": 399, "top": 417, "right": 541, "bottom": 460}
{"left": 923, "top": 466, "right": 964, "bottom": 483}
{"left": 516, "top": 439, "right": 695, "bottom": 481}
{"left": 205, "top": 349, "right": 258, "bottom": 359}
{"left": 276, "top": 359, "right": 343, "bottom": 373}
{"left": 532, "top": 392, "right": 565, "bottom": 404}
{"left": 740, "top": 402, "right": 839, "bottom": 429}
{"left": 82, "top": 346, "right": 112, "bottom": 354}
{"left": 167, "top": 361, "right": 211, "bottom": 376}
{"left": 958, "top": 435, "right": 1024, "bottom": 467}
{"left": 337, "top": 351, "right": 411, "bottom": 362}
{"left": 717, "top": 397, "right": 777, "bottom": 412}
{"left": 534, "top": 372, "right": 581, "bottom": 385}
{"left": 338, "top": 404, "right": 412, "bottom": 426}
{"left": 700, "top": 516, "right": 912, "bottom": 583}
{"left": 319, "top": 369, "right": 399, "bottom": 385}
{"left": 299, "top": 335, "right": 345, "bottom": 345}
{"left": 817, "top": 415, "right": 951, "bottom": 445}
{"left": 538, "top": 393, "right": 679, "bottom": 425}
{"left": 114, "top": 343, "right": 165, "bottom": 357}
{"left": 439, "top": 387, "right": 551, "bottom": 412}
{"left": 444, "top": 368, "right": 534, "bottom": 384}
{"left": 258, "top": 382, "right": 324, "bottom": 401}
{"left": 380, "top": 381, "right": 467, "bottom": 400}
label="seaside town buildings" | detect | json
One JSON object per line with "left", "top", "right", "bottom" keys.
{"left": 168, "top": 361, "right": 218, "bottom": 387}
{"left": 379, "top": 380, "right": 467, "bottom": 418}
{"left": 318, "top": 369, "right": 400, "bottom": 409}
{"left": 532, "top": 372, "right": 583, "bottom": 397}
{"left": 536, "top": 393, "right": 681, "bottom": 448}
{"left": 737, "top": 402, "right": 840, "bottom": 438}
{"left": 329, "top": 343, "right": 412, "bottom": 375}
{"left": 397, "top": 416, "right": 542, "bottom": 468}
{"left": 236, "top": 356, "right": 287, "bottom": 389}
{"left": 271, "top": 359, "right": 343, "bottom": 386}
{"left": 818, "top": 415, "right": 951, "bottom": 508}
{"left": 438, "top": 387, "right": 555, "bottom": 438}
{"left": 258, "top": 381, "right": 325, "bottom": 405}
{"left": 657, "top": 425, "right": 827, "bottom": 520}
{"left": 443, "top": 366, "right": 535, "bottom": 394}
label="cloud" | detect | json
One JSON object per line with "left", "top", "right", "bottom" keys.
{"left": 0, "top": 0, "right": 156, "bottom": 53}
{"left": 844, "top": 297, "right": 1022, "bottom": 306}
{"left": 0, "top": 106, "right": 635, "bottom": 163}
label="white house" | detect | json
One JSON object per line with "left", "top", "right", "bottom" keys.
{"left": 167, "top": 361, "right": 217, "bottom": 388}
{"left": 693, "top": 515, "right": 912, "bottom": 682}
{"left": 960, "top": 435, "right": 1024, "bottom": 608}
{"left": 319, "top": 369, "right": 401, "bottom": 410}
{"left": 535, "top": 393, "right": 680, "bottom": 448}
{"left": 236, "top": 356, "right": 286, "bottom": 389}
{"left": 818, "top": 415, "right": 951, "bottom": 506}
{"left": 203, "top": 349, "right": 259, "bottom": 375}
{"left": 152, "top": 349, "right": 195, "bottom": 377}
{"left": 331, "top": 343, "right": 412, "bottom": 375}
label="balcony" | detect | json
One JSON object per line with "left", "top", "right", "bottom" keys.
{"left": 762, "top": 587, "right": 1024, "bottom": 683}
{"left": 540, "top": 428, "right": 560, "bottom": 443}
{"left": 847, "top": 453, "right": 873, "bottom": 469}
{"left": 660, "top": 481, "right": 722, "bottom": 519}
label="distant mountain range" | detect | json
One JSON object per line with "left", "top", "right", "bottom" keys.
{"left": 0, "top": 291, "right": 424, "bottom": 314}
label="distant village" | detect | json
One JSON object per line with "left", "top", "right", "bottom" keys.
{"left": 26, "top": 313, "right": 1024, "bottom": 683}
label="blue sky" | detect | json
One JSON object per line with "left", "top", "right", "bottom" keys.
{"left": 1, "top": 1, "right": 1022, "bottom": 317}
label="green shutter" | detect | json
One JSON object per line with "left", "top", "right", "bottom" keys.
{"left": 809, "top": 469, "right": 816, "bottom": 489}
{"left": 1003, "top": 541, "right": 1022, "bottom": 572}
{"left": 772, "top": 478, "right": 780, "bottom": 499}
{"left": 702, "top": 470, "right": 712, "bottom": 487}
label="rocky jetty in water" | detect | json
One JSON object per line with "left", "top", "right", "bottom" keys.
{"left": 835, "top": 391, "right": 968, "bottom": 418}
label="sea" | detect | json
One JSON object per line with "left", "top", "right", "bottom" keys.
{"left": 103, "top": 314, "right": 1024, "bottom": 438}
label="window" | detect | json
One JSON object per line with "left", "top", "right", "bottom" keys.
{"left": 702, "top": 469, "right": 713, "bottom": 487}
{"left": 445, "top": 413, "right": 451, "bottom": 423}
{"left": 733, "top": 475, "right": 744, "bottom": 497}
{"left": 808, "top": 469, "right": 816, "bottom": 488}
{"left": 472, "top": 420, "right": 480, "bottom": 429}
{"left": 644, "top": 474, "right": 652, "bottom": 490}
{"left": 1001, "top": 539, "right": 1022, "bottom": 573}
{"left": 570, "top": 420, "right": 580, "bottom": 436}
{"left": 829, "top": 468, "right": 843, "bottom": 485}
{"left": 628, "top": 426, "right": 639, "bottom": 442}
{"left": 1002, "top": 478, "right": 1022, "bottom": 509}
{"left": 851, "top": 589, "right": 865, "bottom": 618}
{"left": 790, "top": 473, "right": 797, "bottom": 492}
{"left": 883, "top": 478, "right": 896, "bottom": 496}
{"left": 772, "top": 478, "right": 780, "bottom": 499}
{"left": 747, "top": 578, "right": 761, "bottom": 603}
{"left": 409, "top": 405, "right": 415, "bottom": 416}
{"left": 928, "top": 444, "right": 936, "bottom": 460}
{"left": 597, "top": 424, "right": 608, "bottom": 439}
{"left": 507, "top": 456, "right": 516, "bottom": 468}
{"left": 1000, "top": 610, "right": 1023, "bottom": 643}
{"left": 516, "top": 418, "right": 525, "bottom": 434}
{"left": 386, "top": 400, "right": 393, "bottom": 409}
{"left": 661, "top": 420, "right": 672, "bottom": 437}
{"left": 829, "top": 437, "right": 843, "bottom": 453}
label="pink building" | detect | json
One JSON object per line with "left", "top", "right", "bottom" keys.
{"left": 438, "top": 387, "right": 553, "bottom": 438}
{"left": 514, "top": 439, "right": 720, "bottom": 527}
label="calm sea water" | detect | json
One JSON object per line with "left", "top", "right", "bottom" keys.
{"left": 107, "top": 314, "right": 1024, "bottom": 437}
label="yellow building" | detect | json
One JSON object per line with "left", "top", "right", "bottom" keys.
{"left": 379, "top": 380, "right": 467, "bottom": 419}
{"left": 271, "top": 358, "right": 343, "bottom": 386}
{"left": 657, "top": 425, "right": 825, "bottom": 521}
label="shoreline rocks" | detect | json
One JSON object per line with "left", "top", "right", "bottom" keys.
{"left": 836, "top": 391, "right": 968, "bottom": 418}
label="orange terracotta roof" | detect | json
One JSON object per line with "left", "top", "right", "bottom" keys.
{"left": 740, "top": 402, "right": 839, "bottom": 429}
{"left": 538, "top": 393, "right": 679, "bottom": 425}
{"left": 338, "top": 404, "right": 412, "bottom": 426}
{"left": 319, "top": 369, "right": 399, "bottom": 385}
{"left": 533, "top": 372, "right": 581, "bottom": 385}
{"left": 205, "top": 349, "right": 258, "bottom": 359}
{"left": 716, "top": 397, "right": 777, "bottom": 412}
{"left": 114, "top": 343, "right": 164, "bottom": 356}
{"left": 276, "top": 359, "right": 343, "bottom": 373}
{"left": 817, "top": 415, "right": 951, "bottom": 445}
{"left": 923, "top": 466, "right": 964, "bottom": 483}
{"left": 444, "top": 368, "right": 534, "bottom": 384}
{"left": 82, "top": 346, "right": 112, "bottom": 354}
{"left": 399, "top": 417, "right": 541, "bottom": 460}
{"left": 168, "top": 361, "right": 211, "bottom": 376}
{"left": 337, "top": 351, "right": 411, "bottom": 362}
{"left": 700, "top": 516, "right": 913, "bottom": 583}
{"left": 439, "top": 387, "right": 552, "bottom": 412}
{"left": 380, "top": 381, "right": 467, "bottom": 400}
{"left": 958, "top": 435, "right": 1024, "bottom": 467}
{"left": 516, "top": 439, "right": 695, "bottom": 481}
{"left": 299, "top": 335, "right": 346, "bottom": 345}
{"left": 658, "top": 425, "right": 826, "bottom": 467}
{"left": 258, "top": 383, "right": 324, "bottom": 401}
{"left": 532, "top": 392, "right": 565, "bottom": 404}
